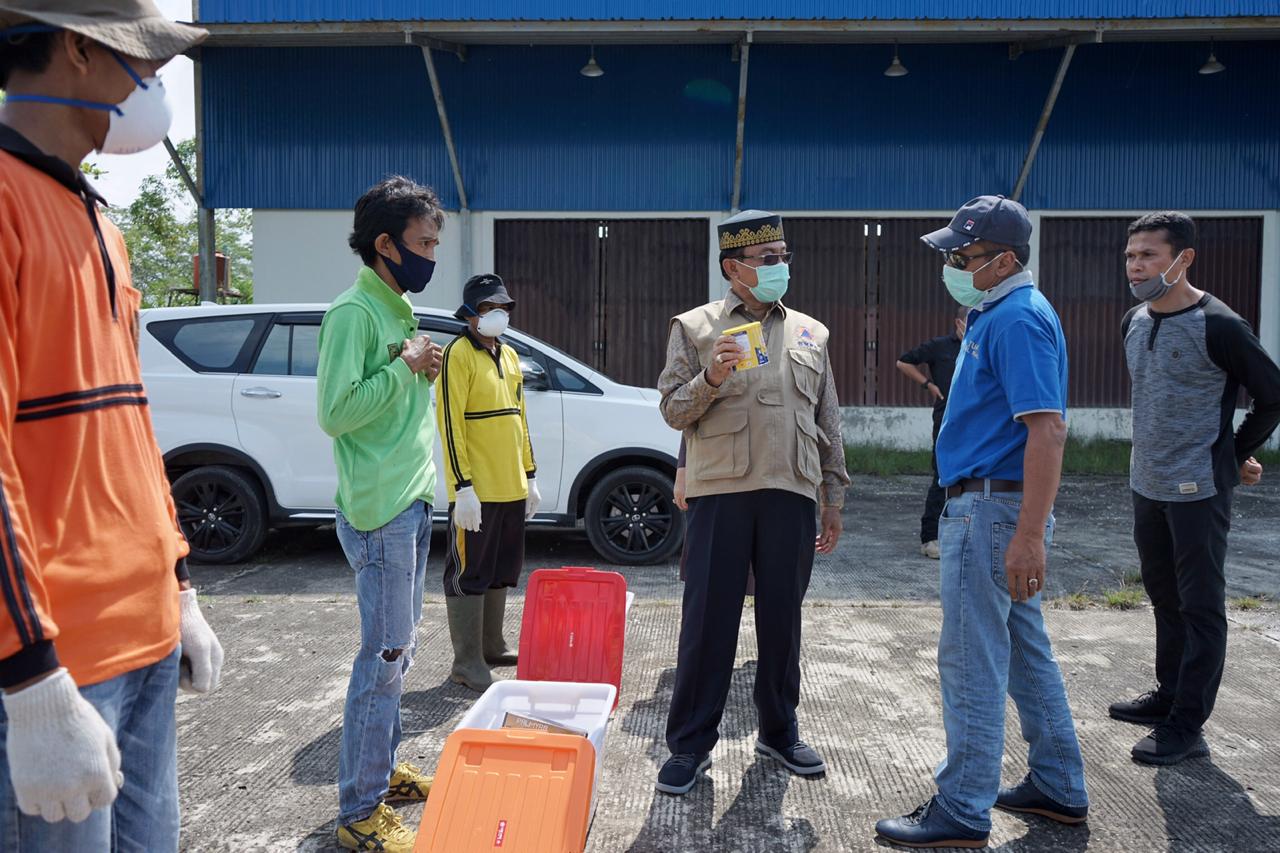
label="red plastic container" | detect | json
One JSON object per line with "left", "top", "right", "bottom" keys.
{"left": 414, "top": 728, "right": 595, "bottom": 853}
{"left": 517, "top": 567, "right": 627, "bottom": 709}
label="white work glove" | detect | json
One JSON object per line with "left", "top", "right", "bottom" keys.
{"left": 179, "top": 588, "right": 224, "bottom": 694}
{"left": 455, "top": 486, "right": 483, "bottom": 533}
{"left": 3, "top": 669, "right": 122, "bottom": 823}
{"left": 525, "top": 479, "right": 541, "bottom": 520}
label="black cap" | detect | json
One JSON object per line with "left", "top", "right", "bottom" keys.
{"left": 455, "top": 273, "right": 515, "bottom": 321}
{"left": 921, "top": 195, "right": 1032, "bottom": 253}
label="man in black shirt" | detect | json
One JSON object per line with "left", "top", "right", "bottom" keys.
{"left": 895, "top": 306, "right": 967, "bottom": 559}
{"left": 1110, "top": 212, "right": 1280, "bottom": 766}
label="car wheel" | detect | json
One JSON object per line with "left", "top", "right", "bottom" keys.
{"left": 584, "top": 465, "right": 684, "bottom": 566}
{"left": 171, "top": 465, "right": 267, "bottom": 564}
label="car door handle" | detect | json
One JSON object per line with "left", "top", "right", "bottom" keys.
{"left": 240, "top": 387, "right": 282, "bottom": 399}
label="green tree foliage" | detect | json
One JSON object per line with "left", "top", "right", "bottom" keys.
{"left": 103, "top": 138, "right": 253, "bottom": 307}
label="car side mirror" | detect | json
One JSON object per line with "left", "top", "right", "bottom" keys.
{"left": 521, "top": 358, "right": 550, "bottom": 391}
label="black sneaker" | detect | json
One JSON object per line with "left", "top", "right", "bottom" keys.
{"left": 1109, "top": 689, "right": 1172, "bottom": 725}
{"left": 1131, "top": 724, "right": 1210, "bottom": 766}
{"left": 655, "top": 752, "right": 711, "bottom": 795}
{"left": 754, "top": 739, "right": 826, "bottom": 775}
{"left": 995, "top": 774, "right": 1088, "bottom": 825}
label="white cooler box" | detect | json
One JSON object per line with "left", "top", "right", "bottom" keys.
{"left": 455, "top": 679, "right": 617, "bottom": 815}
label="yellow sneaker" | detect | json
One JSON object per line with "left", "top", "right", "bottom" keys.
{"left": 336, "top": 802, "right": 416, "bottom": 852}
{"left": 386, "top": 761, "right": 433, "bottom": 803}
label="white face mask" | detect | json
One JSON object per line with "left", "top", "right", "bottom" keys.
{"left": 476, "top": 309, "right": 510, "bottom": 338}
{"left": 2, "top": 48, "right": 173, "bottom": 156}
{"left": 99, "top": 74, "right": 172, "bottom": 155}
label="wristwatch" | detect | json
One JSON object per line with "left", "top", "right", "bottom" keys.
{"left": 920, "top": 380, "right": 931, "bottom": 389}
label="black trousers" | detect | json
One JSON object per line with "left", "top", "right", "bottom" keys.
{"left": 665, "top": 489, "right": 817, "bottom": 755}
{"left": 442, "top": 500, "right": 526, "bottom": 596}
{"left": 920, "top": 415, "right": 945, "bottom": 543}
{"left": 1133, "top": 489, "right": 1232, "bottom": 732}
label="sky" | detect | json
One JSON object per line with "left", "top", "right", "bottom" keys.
{"left": 90, "top": 0, "right": 198, "bottom": 206}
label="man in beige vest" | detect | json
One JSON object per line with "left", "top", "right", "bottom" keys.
{"left": 654, "top": 210, "right": 849, "bottom": 796}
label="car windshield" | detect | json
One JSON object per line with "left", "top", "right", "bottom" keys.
{"left": 505, "top": 328, "right": 598, "bottom": 378}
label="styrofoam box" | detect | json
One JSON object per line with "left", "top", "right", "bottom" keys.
{"left": 456, "top": 680, "right": 617, "bottom": 816}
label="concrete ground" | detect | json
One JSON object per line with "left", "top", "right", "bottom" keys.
{"left": 177, "top": 476, "right": 1279, "bottom": 851}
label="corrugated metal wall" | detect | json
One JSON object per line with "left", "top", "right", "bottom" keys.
{"left": 874, "top": 218, "right": 954, "bottom": 407}
{"left": 198, "top": 1, "right": 1280, "bottom": 23}
{"left": 784, "top": 218, "right": 870, "bottom": 405}
{"left": 1021, "top": 42, "right": 1280, "bottom": 209}
{"left": 1037, "top": 216, "right": 1263, "bottom": 408}
{"left": 202, "top": 41, "right": 1280, "bottom": 211}
{"left": 602, "top": 219, "right": 708, "bottom": 388}
{"left": 784, "top": 218, "right": 954, "bottom": 406}
{"left": 493, "top": 218, "right": 707, "bottom": 387}
{"left": 493, "top": 219, "right": 600, "bottom": 367}
{"left": 202, "top": 46, "right": 460, "bottom": 209}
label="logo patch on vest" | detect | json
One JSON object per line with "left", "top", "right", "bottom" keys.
{"left": 795, "top": 326, "right": 820, "bottom": 350}
{"left": 1178, "top": 482, "right": 1199, "bottom": 495}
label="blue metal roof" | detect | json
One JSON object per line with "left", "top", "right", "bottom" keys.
{"left": 202, "top": 41, "right": 1280, "bottom": 211}
{"left": 198, "top": 1, "right": 1280, "bottom": 23}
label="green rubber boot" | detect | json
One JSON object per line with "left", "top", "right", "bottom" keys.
{"left": 446, "top": 594, "right": 497, "bottom": 692}
{"left": 482, "top": 588, "right": 519, "bottom": 667}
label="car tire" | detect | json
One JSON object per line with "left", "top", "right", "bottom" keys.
{"left": 171, "top": 465, "right": 268, "bottom": 564}
{"left": 584, "top": 465, "right": 684, "bottom": 566}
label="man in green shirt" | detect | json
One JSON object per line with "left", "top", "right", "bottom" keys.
{"left": 316, "top": 176, "right": 444, "bottom": 853}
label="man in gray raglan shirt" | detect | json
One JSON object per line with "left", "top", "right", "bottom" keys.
{"left": 1110, "top": 212, "right": 1280, "bottom": 766}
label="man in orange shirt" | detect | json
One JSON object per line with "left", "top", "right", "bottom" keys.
{"left": 0, "top": 3, "right": 223, "bottom": 849}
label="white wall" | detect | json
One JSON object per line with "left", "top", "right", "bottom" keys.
{"left": 252, "top": 209, "right": 467, "bottom": 313}
{"left": 841, "top": 406, "right": 1276, "bottom": 451}
{"left": 254, "top": 207, "right": 1279, "bottom": 450}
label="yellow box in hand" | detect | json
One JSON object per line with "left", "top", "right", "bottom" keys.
{"left": 723, "top": 321, "right": 769, "bottom": 371}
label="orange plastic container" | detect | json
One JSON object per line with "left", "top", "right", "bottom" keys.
{"left": 517, "top": 567, "right": 627, "bottom": 709}
{"left": 414, "top": 728, "right": 595, "bottom": 853}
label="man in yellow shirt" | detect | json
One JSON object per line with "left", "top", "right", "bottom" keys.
{"left": 437, "top": 274, "right": 538, "bottom": 691}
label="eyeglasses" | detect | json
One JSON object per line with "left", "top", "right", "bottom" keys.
{"left": 738, "top": 251, "right": 794, "bottom": 267}
{"left": 944, "top": 249, "right": 1003, "bottom": 270}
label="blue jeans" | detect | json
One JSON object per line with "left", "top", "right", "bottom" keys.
{"left": 0, "top": 647, "right": 180, "bottom": 852}
{"left": 934, "top": 488, "right": 1088, "bottom": 832}
{"left": 336, "top": 501, "right": 431, "bottom": 826}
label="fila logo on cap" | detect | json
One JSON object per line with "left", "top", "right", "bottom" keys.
{"left": 964, "top": 219, "right": 976, "bottom": 231}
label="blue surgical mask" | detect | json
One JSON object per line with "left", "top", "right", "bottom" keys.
{"left": 1129, "top": 250, "right": 1185, "bottom": 302}
{"left": 381, "top": 237, "right": 435, "bottom": 294}
{"left": 942, "top": 253, "right": 1002, "bottom": 308}
{"left": 748, "top": 262, "right": 790, "bottom": 303}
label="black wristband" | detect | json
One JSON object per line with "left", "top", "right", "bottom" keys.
{"left": 920, "top": 380, "right": 931, "bottom": 389}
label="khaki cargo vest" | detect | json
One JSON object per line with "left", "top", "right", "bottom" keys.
{"left": 676, "top": 300, "right": 831, "bottom": 501}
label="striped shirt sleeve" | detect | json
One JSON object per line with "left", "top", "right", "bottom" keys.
{"left": 437, "top": 338, "right": 475, "bottom": 490}
{"left": 0, "top": 212, "right": 60, "bottom": 686}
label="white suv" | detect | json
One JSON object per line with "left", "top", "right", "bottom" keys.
{"left": 139, "top": 304, "right": 682, "bottom": 567}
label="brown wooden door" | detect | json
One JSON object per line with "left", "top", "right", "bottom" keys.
{"left": 494, "top": 219, "right": 602, "bottom": 370}
{"left": 1038, "top": 216, "right": 1263, "bottom": 407}
{"left": 494, "top": 218, "right": 709, "bottom": 387}
{"left": 783, "top": 218, "right": 870, "bottom": 405}
{"left": 873, "top": 217, "right": 954, "bottom": 406}
{"left": 783, "top": 217, "right": 952, "bottom": 406}
{"left": 601, "top": 219, "right": 709, "bottom": 388}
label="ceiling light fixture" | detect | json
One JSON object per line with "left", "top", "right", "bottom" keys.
{"left": 884, "top": 43, "right": 908, "bottom": 78}
{"left": 580, "top": 45, "right": 604, "bottom": 78}
{"left": 1198, "top": 41, "right": 1225, "bottom": 75}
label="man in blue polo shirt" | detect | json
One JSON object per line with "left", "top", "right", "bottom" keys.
{"left": 876, "top": 196, "right": 1088, "bottom": 849}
